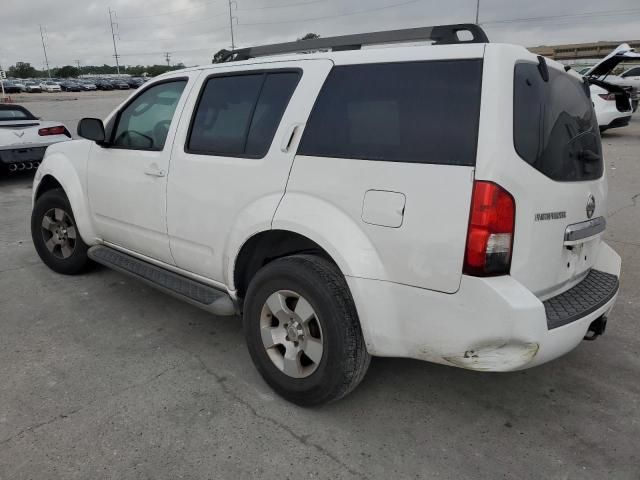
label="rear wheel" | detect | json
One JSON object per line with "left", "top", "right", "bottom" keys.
{"left": 31, "top": 188, "right": 90, "bottom": 275}
{"left": 243, "top": 254, "right": 370, "bottom": 406}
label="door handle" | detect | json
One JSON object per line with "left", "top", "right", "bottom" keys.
{"left": 280, "top": 123, "right": 303, "bottom": 153}
{"left": 144, "top": 164, "right": 166, "bottom": 177}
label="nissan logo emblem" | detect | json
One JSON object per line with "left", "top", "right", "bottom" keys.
{"left": 586, "top": 194, "right": 596, "bottom": 219}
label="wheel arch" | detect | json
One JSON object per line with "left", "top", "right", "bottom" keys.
{"left": 33, "top": 145, "right": 98, "bottom": 244}
{"left": 233, "top": 229, "right": 337, "bottom": 299}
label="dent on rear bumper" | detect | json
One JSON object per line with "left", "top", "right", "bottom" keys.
{"left": 347, "top": 242, "right": 621, "bottom": 372}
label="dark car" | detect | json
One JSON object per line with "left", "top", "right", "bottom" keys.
{"left": 60, "top": 81, "right": 82, "bottom": 92}
{"left": 126, "top": 78, "right": 144, "bottom": 89}
{"left": 1, "top": 81, "right": 22, "bottom": 94}
{"left": 95, "top": 79, "right": 114, "bottom": 91}
{"left": 110, "top": 79, "right": 130, "bottom": 90}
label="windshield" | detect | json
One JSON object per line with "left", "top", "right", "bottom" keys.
{"left": 513, "top": 63, "right": 602, "bottom": 182}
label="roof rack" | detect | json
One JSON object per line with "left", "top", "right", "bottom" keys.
{"left": 213, "top": 23, "right": 489, "bottom": 63}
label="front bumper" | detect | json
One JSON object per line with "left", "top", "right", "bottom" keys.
{"left": 347, "top": 242, "right": 621, "bottom": 372}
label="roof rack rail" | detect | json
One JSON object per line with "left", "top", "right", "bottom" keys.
{"left": 213, "top": 23, "right": 489, "bottom": 63}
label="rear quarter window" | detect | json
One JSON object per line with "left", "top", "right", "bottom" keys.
{"left": 513, "top": 63, "right": 603, "bottom": 182}
{"left": 297, "top": 60, "right": 484, "bottom": 166}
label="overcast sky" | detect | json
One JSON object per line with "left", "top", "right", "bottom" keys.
{"left": 1, "top": 0, "right": 639, "bottom": 69}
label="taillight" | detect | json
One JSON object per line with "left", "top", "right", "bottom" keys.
{"left": 463, "top": 181, "right": 515, "bottom": 277}
{"left": 38, "top": 126, "right": 70, "bottom": 137}
{"left": 598, "top": 93, "right": 616, "bottom": 101}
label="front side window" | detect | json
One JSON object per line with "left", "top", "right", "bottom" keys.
{"left": 187, "top": 71, "right": 300, "bottom": 158}
{"left": 112, "top": 80, "right": 187, "bottom": 150}
{"left": 513, "top": 64, "right": 602, "bottom": 182}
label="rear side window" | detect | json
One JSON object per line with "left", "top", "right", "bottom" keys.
{"left": 187, "top": 71, "right": 300, "bottom": 158}
{"left": 514, "top": 64, "right": 602, "bottom": 182}
{"left": 297, "top": 60, "right": 483, "bottom": 166}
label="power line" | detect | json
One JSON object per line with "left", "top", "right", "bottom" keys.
{"left": 482, "top": 7, "right": 640, "bottom": 26}
{"left": 118, "top": 0, "right": 325, "bottom": 20}
{"left": 238, "top": 0, "right": 425, "bottom": 27}
{"left": 237, "top": 0, "right": 326, "bottom": 12}
{"left": 108, "top": 7, "right": 121, "bottom": 74}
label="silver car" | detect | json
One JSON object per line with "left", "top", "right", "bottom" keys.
{"left": 0, "top": 104, "right": 71, "bottom": 173}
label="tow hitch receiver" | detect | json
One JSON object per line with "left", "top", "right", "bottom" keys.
{"left": 584, "top": 316, "right": 607, "bottom": 341}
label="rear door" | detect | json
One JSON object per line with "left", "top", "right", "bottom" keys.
{"left": 478, "top": 46, "right": 607, "bottom": 299}
{"left": 166, "top": 59, "right": 333, "bottom": 283}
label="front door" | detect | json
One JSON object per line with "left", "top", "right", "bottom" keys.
{"left": 87, "top": 75, "right": 195, "bottom": 264}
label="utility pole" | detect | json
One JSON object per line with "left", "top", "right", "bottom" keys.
{"left": 108, "top": 7, "right": 121, "bottom": 75}
{"left": 39, "top": 25, "right": 52, "bottom": 79}
{"left": 164, "top": 52, "right": 171, "bottom": 67}
{"left": 475, "top": 0, "right": 480, "bottom": 24}
{"left": 75, "top": 59, "right": 81, "bottom": 75}
{"left": 228, "top": 0, "right": 237, "bottom": 50}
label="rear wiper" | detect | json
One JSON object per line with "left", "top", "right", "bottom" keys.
{"left": 578, "top": 149, "right": 601, "bottom": 162}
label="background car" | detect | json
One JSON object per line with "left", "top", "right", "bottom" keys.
{"left": 0, "top": 104, "right": 71, "bottom": 173}
{"left": 24, "top": 81, "right": 42, "bottom": 93}
{"left": 60, "top": 81, "right": 82, "bottom": 92}
{"left": 95, "top": 79, "right": 114, "bottom": 91}
{"left": 126, "top": 78, "right": 144, "bottom": 89}
{"left": 584, "top": 43, "right": 640, "bottom": 131}
{"left": 40, "top": 81, "right": 62, "bottom": 93}
{"left": 110, "top": 79, "right": 130, "bottom": 90}
{"left": 1, "top": 81, "right": 22, "bottom": 94}
{"left": 78, "top": 80, "right": 97, "bottom": 91}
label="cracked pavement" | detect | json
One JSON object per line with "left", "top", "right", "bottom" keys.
{"left": 0, "top": 96, "right": 639, "bottom": 479}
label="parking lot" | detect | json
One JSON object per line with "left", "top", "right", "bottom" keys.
{"left": 1, "top": 92, "right": 639, "bottom": 479}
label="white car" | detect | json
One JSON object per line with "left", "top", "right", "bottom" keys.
{"left": 585, "top": 43, "right": 640, "bottom": 130}
{"left": 40, "top": 81, "right": 62, "bottom": 92}
{"left": 24, "top": 81, "right": 42, "bottom": 93}
{"left": 0, "top": 104, "right": 71, "bottom": 173}
{"left": 31, "top": 24, "right": 621, "bottom": 405}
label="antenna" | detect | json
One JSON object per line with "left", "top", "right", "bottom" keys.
{"left": 108, "top": 7, "right": 121, "bottom": 75}
{"left": 475, "top": 0, "right": 480, "bottom": 24}
{"left": 39, "top": 25, "right": 52, "bottom": 79}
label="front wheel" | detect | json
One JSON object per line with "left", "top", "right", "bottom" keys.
{"left": 31, "top": 188, "right": 91, "bottom": 275}
{"left": 243, "top": 254, "right": 370, "bottom": 406}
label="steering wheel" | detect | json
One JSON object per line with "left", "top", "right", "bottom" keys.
{"left": 153, "top": 120, "right": 172, "bottom": 147}
{"left": 115, "top": 130, "right": 155, "bottom": 148}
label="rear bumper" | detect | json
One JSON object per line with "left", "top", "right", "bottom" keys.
{"left": 348, "top": 242, "right": 621, "bottom": 372}
{"left": 0, "top": 141, "right": 68, "bottom": 165}
{"left": 606, "top": 116, "right": 632, "bottom": 130}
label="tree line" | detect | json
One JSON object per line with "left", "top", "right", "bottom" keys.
{"left": 6, "top": 62, "right": 186, "bottom": 79}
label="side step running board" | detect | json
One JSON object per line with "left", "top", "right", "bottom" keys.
{"left": 88, "top": 245, "right": 237, "bottom": 316}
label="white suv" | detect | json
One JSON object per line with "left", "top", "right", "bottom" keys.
{"left": 31, "top": 25, "right": 621, "bottom": 405}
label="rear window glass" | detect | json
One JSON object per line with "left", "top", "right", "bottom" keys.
{"left": 0, "top": 106, "right": 35, "bottom": 120}
{"left": 297, "top": 60, "right": 483, "bottom": 166}
{"left": 514, "top": 63, "right": 602, "bottom": 182}
{"left": 187, "top": 71, "right": 300, "bottom": 158}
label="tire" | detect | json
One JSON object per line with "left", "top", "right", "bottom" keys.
{"left": 31, "top": 188, "right": 91, "bottom": 275}
{"left": 243, "top": 254, "right": 370, "bottom": 406}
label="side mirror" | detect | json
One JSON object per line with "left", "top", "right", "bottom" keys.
{"left": 77, "top": 118, "right": 106, "bottom": 144}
